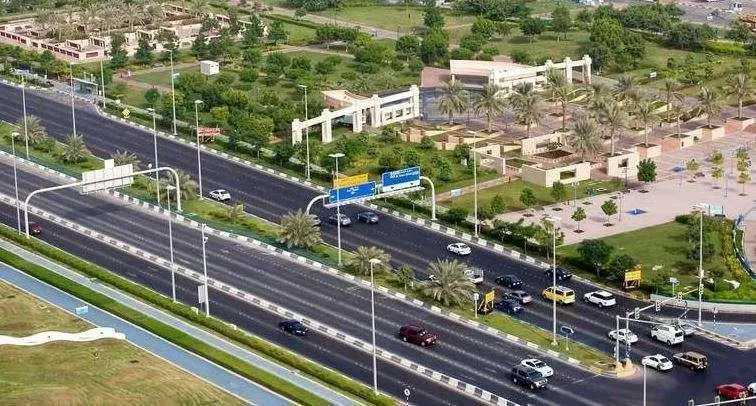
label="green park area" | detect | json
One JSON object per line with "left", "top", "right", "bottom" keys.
{"left": 0, "top": 280, "right": 244, "bottom": 405}
{"left": 314, "top": 5, "right": 476, "bottom": 33}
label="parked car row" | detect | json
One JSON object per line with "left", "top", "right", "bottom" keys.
{"left": 323, "top": 211, "right": 380, "bottom": 227}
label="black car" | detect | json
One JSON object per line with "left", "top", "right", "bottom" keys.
{"left": 511, "top": 365, "right": 548, "bottom": 390}
{"left": 29, "top": 222, "right": 42, "bottom": 236}
{"left": 356, "top": 211, "right": 379, "bottom": 223}
{"left": 278, "top": 320, "right": 308, "bottom": 336}
{"left": 546, "top": 267, "right": 573, "bottom": 282}
{"left": 494, "top": 299, "right": 523, "bottom": 315}
{"left": 495, "top": 274, "right": 523, "bottom": 289}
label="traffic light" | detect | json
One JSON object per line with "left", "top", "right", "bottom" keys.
{"left": 634, "top": 307, "right": 640, "bottom": 319}
{"left": 654, "top": 301, "right": 660, "bottom": 312}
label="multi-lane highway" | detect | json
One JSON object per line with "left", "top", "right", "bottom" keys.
{"left": 0, "top": 84, "right": 754, "bottom": 404}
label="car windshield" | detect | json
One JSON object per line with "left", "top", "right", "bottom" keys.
{"left": 531, "top": 360, "right": 545, "bottom": 368}
{"left": 657, "top": 356, "right": 669, "bottom": 363}
{"left": 564, "top": 291, "right": 574, "bottom": 297}
{"left": 526, "top": 370, "right": 542, "bottom": 379}
{"left": 597, "top": 292, "right": 613, "bottom": 299}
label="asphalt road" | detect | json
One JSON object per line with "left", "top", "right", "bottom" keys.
{"left": 0, "top": 85, "right": 754, "bottom": 404}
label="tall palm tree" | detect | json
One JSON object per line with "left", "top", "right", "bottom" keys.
{"left": 420, "top": 259, "right": 475, "bottom": 307}
{"left": 60, "top": 133, "right": 90, "bottom": 163}
{"left": 725, "top": 73, "right": 752, "bottom": 120}
{"left": 438, "top": 80, "right": 469, "bottom": 125}
{"left": 613, "top": 74, "right": 638, "bottom": 105}
{"left": 696, "top": 86, "right": 724, "bottom": 128}
{"left": 567, "top": 116, "right": 601, "bottom": 162}
{"left": 176, "top": 169, "right": 199, "bottom": 200}
{"left": 474, "top": 83, "right": 506, "bottom": 133}
{"left": 111, "top": 149, "right": 140, "bottom": 167}
{"left": 346, "top": 246, "right": 391, "bottom": 275}
{"left": 634, "top": 98, "right": 657, "bottom": 147}
{"left": 16, "top": 115, "right": 48, "bottom": 146}
{"left": 278, "top": 209, "right": 321, "bottom": 249}
{"left": 514, "top": 92, "right": 544, "bottom": 138}
{"left": 547, "top": 71, "right": 573, "bottom": 131}
{"left": 599, "top": 99, "right": 627, "bottom": 156}
{"left": 587, "top": 82, "right": 612, "bottom": 116}
{"left": 663, "top": 79, "right": 683, "bottom": 123}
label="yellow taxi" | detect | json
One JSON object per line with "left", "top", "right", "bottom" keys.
{"left": 542, "top": 286, "right": 575, "bottom": 305}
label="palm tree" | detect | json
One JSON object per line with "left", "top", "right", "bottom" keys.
{"left": 17, "top": 115, "right": 48, "bottom": 146}
{"left": 599, "top": 99, "right": 627, "bottom": 156}
{"left": 663, "top": 79, "right": 683, "bottom": 123}
{"left": 696, "top": 86, "right": 724, "bottom": 128}
{"left": 346, "top": 246, "right": 391, "bottom": 275}
{"left": 438, "top": 80, "right": 469, "bottom": 125}
{"left": 613, "top": 74, "right": 638, "bottom": 105}
{"left": 587, "top": 82, "right": 612, "bottom": 116}
{"left": 278, "top": 209, "right": 321, "bottom": 249}
{"left": 111, "top": 149, "right": 140, "bottom": 167}
{"left": 725, "top": 73, "right": 752, "bottom": 120}
{"left": 176, "top": 170, "right": 199, "bottom": 200}
{"left": 474, "top": 83, "right": 506, "bottom": 133}
{"left": 567, "top": 116, "right": 601, "bottom": 162}
{"left": 420, "top": 259, "right": 475, "bottom": 307}
{"left": 226, "top": 203, "right": 245, "bottom": 223}
{"left": 547, "top": 71, "right": 573, "bottom": 131}
{"left": 513, "top": 92, "right": 544, "bottom": 138}
{"left": 60, "top": 134, "right": 90, "bottom": 163}
{"left": 634, "top": 98, "right": 657, "bottom": 147}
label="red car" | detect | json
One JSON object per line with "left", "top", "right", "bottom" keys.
{"left": 399, "top": 324, "right": 437, "bottom": 347}
{"left": 716, "top": 383, "right": 749, "bottom": 400}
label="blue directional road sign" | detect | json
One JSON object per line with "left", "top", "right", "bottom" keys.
{"left": 329, "top": 181, "right": 377, "bottom": 205}
{"left": 381, "top": 166, "right": 421, "bottom": 192}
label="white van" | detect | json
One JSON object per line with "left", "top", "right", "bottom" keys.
{"left": 651, "top": 324, "right": 684, "bottom": 345}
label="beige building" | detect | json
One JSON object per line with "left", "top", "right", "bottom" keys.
{"left": 521, "top": 161, "right": 591, "bottom": 187}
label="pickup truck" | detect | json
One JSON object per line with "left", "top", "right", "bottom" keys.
{"left": 672, "top": 351, "right": 708, "bottom": 371}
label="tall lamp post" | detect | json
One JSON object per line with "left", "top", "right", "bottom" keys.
{"left": 20, "top": 78, "right": 29, "bottom": 159}
{"left": 545, "top": 215, "right": 561, "bottom": 345}
{"left": 329, "top": 152, "right": 345, "bottom": 266}
{"left": 200, "top": 223, "right": 210, "bottom": 316}
{"left": 467, "top": 130, "right": 479, "bottom": 237}
{"left": 99, "top": 59, "right": 106, "bottom": 109}
{"left": 147, "top": 107, "right": 161, "bottom": 205}
{"left": 194, "top": 100, "right": 204, "bottom": 199}
{"left": 693, "top": 202, "right": 709, "bottom": 326}
{"left": 166, "top": 185, "right": 177, "bottom": 302}
{"left": 368, "top": 258, "right": 381, "bottom": 396}
{"left": 69, "top": 62, "right": 77, "bottom": 136}
{"left": 168, "top": 49, "right": 177, "bottom": 135}
{"left": 11, "top": 132, "right": 21, "bottom": 233}
{"left": 297, "top": 84, "right": 311, "bottom": 181}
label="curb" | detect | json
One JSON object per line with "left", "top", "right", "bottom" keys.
{"left": 0, "top": 192, "right": 519, "bottom": 406}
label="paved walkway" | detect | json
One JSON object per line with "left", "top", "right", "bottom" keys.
{"left": 0, "top": 238, "right": 362, "bottom": 406}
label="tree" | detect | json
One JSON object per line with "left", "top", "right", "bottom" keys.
{"left": 420, "top": 28, "right": 449, "bottom": 65}
{"left": 571, "top": 206, "right": 586, "bottom": 232}
{"left": 520, "top": 17, "right": 545, "bottom": 42}
{"left": 267, "top": 20, "right": 289, "bottom": 45}
{"left": 663, "top": 79, "right": 683, "bottom": 123}
{"left": 710, "top": 151, "right": 725, "bottom": 166}
{"left": 599, "top": 99, "right": 627, "bottom": 156}
{"left": 471, "top": 17, "right": 496, "bottom": 39}
{"left": 111, "top": 150, "right": 139, "bottom": 167}
{"left": 378, "top": 146, "right": 404, "bottom": 170}
{"left": 725, "top": 73, "right": 752, "bottom": 120}
{"left": 607, "top": 254, "right": 637, "bottom": 281}
{"left": 423, "top": 4, "right": 445, "bottom": 29}
{"left": 601, "top": 199, "right": 618, "bottom": 222}
{"left": 519, "top": 188, "right": 537, "bottom": 210}
{"left": 135, "top": 37, "right": 154, "bottom": 66}
{"left": 738, "top": 170, "right": 751, "bottom": 196}
{"left": 109, "top": 33, "right": 128, "bottom": 69}
{"left": 227, "top": 203, "right": 245, "bottom": 223}
{"left": 144, "top": 88, "right": 161, "bottom": 107}
{"left": 445, "top": 207, "right": 468, "bottom": 224}
{"left": 278, "top": 209, "right": 321, "bottom": 249}
{"left": 726, "top": 20, "right": 752, "bottom": 43}
{"left": 634, "top": 98, "right": 657, "bottom": 147}
{"left": 567, "top": 116, "right": 601, "bottom": 162}
{"left": 550, "top": 181, "right": 567, "bottom": 202}
{"left": 551, "top": 3, "right": 571, "bottom": 40}
{"left": 613, "top": 74, "right": 639, "bottom": 107}
{"left": 438, "top": 80, "right": 469, "bottom": 125}
{"left": 711, "top": 165, "right": 724, "bottom": 188}
{"left": 420, "top": 259, "right": 475, "bottom": 307}
{"left": 273, "top": 142, "right": 297, "bottom": 165}
{"left": 636, "top": 159, "right": 656, "bottom": 188}
{"left": 490, "top": 194, "right": 506, "bottom": 214}
{"left": 18, "top": 115, "right": 48, "bottom": 146}
{"left": 346, "top": 246, "right": 392, "bottom": 275}
{"left": 686, "top": 158, "right": 700, "bottom": 181}
{"left": 546, "top": 70, "right": 573, "bottom": 132}
{"left": 394, "top": 265, "right": 416, "bottom": 291}
{"left": 60, "top": 133, "right": 89, "bottom": 163}
{"left": 513, "top": 92, "right": 544, "bottom": 137}
{"left": 696, "top": 86, "right": 723, "bottom": 128}
{"left": 474, "top": 83, "right": 506, "bottom": 133}
{"left": 534, "top": 217, "right": 564, "bottom": 260}
{"left": 174, "top": 170, "right": 198, "bottom": 200}
{"left": 578, "top": 239, "right": 614, "bottom": 276}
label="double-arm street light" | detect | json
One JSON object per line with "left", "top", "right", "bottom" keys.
{"left": 168, "top": 49, "right": 177, "bottom": 135}
{"left": 69, "top": 62, "right": 77, "bottom": 136}
{"left": 194, "top": 99, "right": 204, "bottom": 199}
{"left": 166, "top": 185, "right": 177, "bottom": 302}
{"left": 329, "top": 152, "right": 345, "bottom": 266}
{"left": 693, "top": 202, "right": 709, "bottom": 326}
{"left": 368, "top": 258, "right": 381, "bottom": 396}
{"left": 147, "top": 108, "right": 161, "bottom": 205}
{"left": 466, "top": 130, "right": 479, "bottom": 237}
{"left": 544, "top": 215, "right": 561, "bottom": 346}
{"left": 11, "top": 132, "right": 21, "bottom": 233}
{"left": 201, "top": 223, "right": 210, "bottom": 316}
{"left": 297, "top": 84, "right": 311, "bottom": 180}
{"left": 19, "top": 78, "right": 29, "bottom": 159}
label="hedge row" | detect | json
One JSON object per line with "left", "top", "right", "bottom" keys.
{"left": 0, "top": 226, "right": 394, "bottom": 406}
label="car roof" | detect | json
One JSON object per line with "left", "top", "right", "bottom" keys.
{"left": 213, "top": 189, "right": 228, "bottom": 192}
{"left": 512, "top": 290, "right": 528, "bottom": 295}
{"left": 593, "top": 290, "right": 613, "bottom": 297}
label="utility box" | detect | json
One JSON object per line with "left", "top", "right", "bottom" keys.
{"left": 200, "top": 60, "right": 219, "bottom": 76}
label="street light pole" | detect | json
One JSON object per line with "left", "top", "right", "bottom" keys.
{"left": 545, "top": 215, "right": 561, "bottom": 346}
{"left": 695, "top": 203, "right": 708, "bottom": 326}
{"left": 194, "top": 100, "right": 204, "bottom": 199}
{"left": 169, "top": 50, "right": 177, "bottom": 135}
{"left": 369, "top": 258, "right": 381, "bottom": 396}
{"left": 467, "top": 131, "right": 479, "bottom": 237}
{"left": 148, "top": 108, "right": 161, "bottom": 205}
{"left": 11, "top": 132, "right": 21, "bottom": 233}
{"left": 166, "top": 185, "right": 176, "bottom": 302}
{"left": 201, "top": 223, "right": 210, "bottom": 317}
{"left": 20, "top": 78, "right": 29, "bottom": 159}
{"left": 298, "top": 84, "right": 311, "bottom": 181}
{"left": 69, "top": 62, "right": 77, "bottom": 136}
{"left": 329, "top": 153, "right": 345, "bottom": 265}
{"left": 99, "top": 59, "right": 106, "bottom": 109}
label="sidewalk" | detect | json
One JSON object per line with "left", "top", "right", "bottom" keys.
{"left": 493, "top": 174, "right": 755, "bottom": 245}
{"left": 0, "top": 238, "right": 362, "bottom": 406}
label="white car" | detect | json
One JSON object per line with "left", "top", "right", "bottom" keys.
{"left": 520, "top": 359, "right": 553, "bottom": 378}
{"left": 447, "top": 242, "right": 471, "bottom": 256}
{"left": 748, "top": 382, "right": 756, "bottom": 395}
{"left": 209, "top": 189, "right": 231, "bottom": 202}
{"left": 583, "top": 290, "right": 616, "bottom": 308}
{"left": 641, "top": 354, "right": 673, "bottom": 371}
{"left": 608, "top": 328, "right": 639, "bottom": 344}
{"left": 465, "top": 268, "right": 484, "bottom": 284}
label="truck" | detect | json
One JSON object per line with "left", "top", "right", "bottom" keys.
{"left": 672, "top": 351, "right": 708, "bottom": 370}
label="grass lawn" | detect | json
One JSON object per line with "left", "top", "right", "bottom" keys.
{"left": 0, "top": 280, "right": 243, "bottom": 405}
{"left": 314, "top": 5, "right": 475, "bottom": 33}
{"left": 443, "top": 178, "right": 624, "bottom": 213}
{"left": 131, "top": 65, "right": 200, "bottom": 88}
{"left": 488, "top": 30, "right": 591, "bottom": 62}
{"left": 261, "top": 16, "right": 316, "bottom": 45}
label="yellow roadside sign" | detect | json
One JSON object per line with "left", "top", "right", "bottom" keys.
{"left": 624, "top": 270, "right": 641, "bottom": 282}
{"left": 484, "top": 290, "right": 495, "bottom": 303}
{"left": 334, "top": 173, "right": 368, "bottom": 188}
{"left": 122, "top": 108, "right": 130, "bottom": 118}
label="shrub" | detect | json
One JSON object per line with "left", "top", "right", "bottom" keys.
{"left": 705, "top": 41, "right": 746, "bottom": 56}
